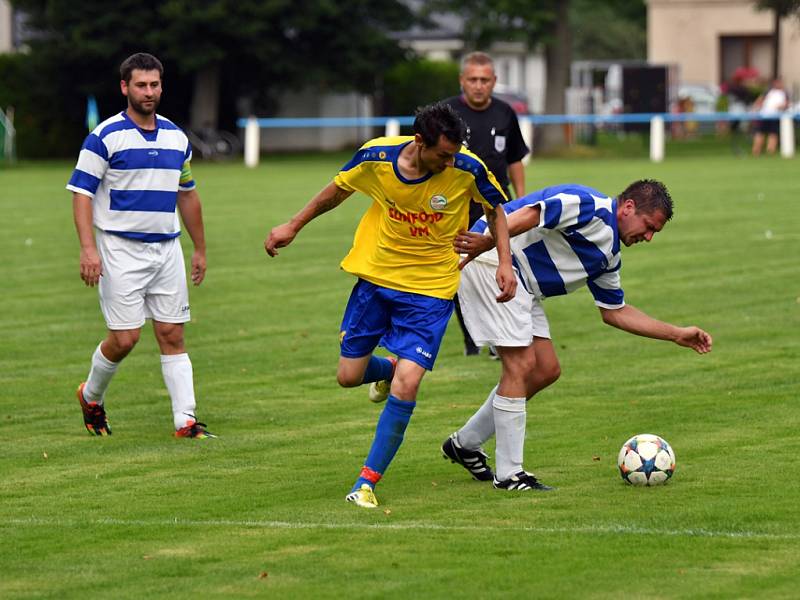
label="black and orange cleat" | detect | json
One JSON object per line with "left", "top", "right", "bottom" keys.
{"left": 76, "top": 382, "right": 111, "bottom": 436}
{"left": 175, "top": 420, "right": 217, "bottom": 439}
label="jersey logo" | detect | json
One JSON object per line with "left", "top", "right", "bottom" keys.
{"left": 148, "top": 150, "right": 159, "bottom": 156}
{"left": 415, "top": 346, "right": 432, "bottom": 359}
{"left": 429, "top": 195, "right": 447, "bottom": 211}
{"left": 494, "top": 135, "right": 506, "bottom": 152}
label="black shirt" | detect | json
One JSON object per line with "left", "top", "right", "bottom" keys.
{"left": 444, "top": 95, "right": 529, "bottom": 225}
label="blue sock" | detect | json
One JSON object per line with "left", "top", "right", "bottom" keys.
{"left": 360, "top": 355, "right": 394, "bottom": 384}
{"left": 351, "top": 395, "right": 416, "bottom": 491}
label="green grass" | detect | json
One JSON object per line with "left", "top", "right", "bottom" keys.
{"left": 1, "top": 153, "right": 799, "bottom": 598}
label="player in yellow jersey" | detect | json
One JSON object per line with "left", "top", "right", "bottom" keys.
{"left": 265, "top": 103, "right": 516, "bottom": 508}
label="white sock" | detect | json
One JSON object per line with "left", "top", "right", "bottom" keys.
{"left": 457, "top": 385, "right": 498, "bottom": 449}
{"left": 493, "top": 394, "right": 527, "bottom": 481}
{"left": 160, "top": 353, "right": 197, "bottom": 430}
{"left": 84, "top": 343, "right": 119, "bottom": 404}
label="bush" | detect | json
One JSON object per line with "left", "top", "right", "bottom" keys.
{"left": 381, "top": 58, "right": 460, "bottom": 115}
{"left": 0, "top": 53, "right": 85, "bottom": 158}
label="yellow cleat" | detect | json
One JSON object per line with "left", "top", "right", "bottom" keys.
{"left": 367, "top": 356, "right": 396, "bottom": 403}
{"left": 345, "top": 484, "right": 379, "bottom": 509}
{"left": 368, "top": 379, "right": 391, "bottom": 403}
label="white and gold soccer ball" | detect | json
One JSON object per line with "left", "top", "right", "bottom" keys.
{"left": 617, "top": 434, "right": 676, "bottom": 486}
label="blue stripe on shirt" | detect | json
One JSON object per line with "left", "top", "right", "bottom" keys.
{"left": 541, "top": 198, "right": 563, "bottom": 229}
{"left": 340, "top": 144, "right": 399, "bottom": 171}
{"left": 105, "top": 230, "right": 181, "bottom": 242}
{"left": 68, "top": 169, "right": 102, "bottom": 194}
{"left": 566, "top": 192, "right": 597, "bottom": 232}
{"left": 109, "top": 189, "right": 178, "bottom": 213}
{"left": 521, "top": 240, "right": 567, "bottom": 297}
{"left": 587, "top": 279, "right": 624, "bottom": 305}
{"left": 109, "top": 148, "right": 186, "bottom": 171}
{"left": 98, "top": 116, "right": 138, "bottom": 140}
{"left": 565, "top": 230, "right": 610, "bottom": 277}
{"left": 82, "top": 134, "right": 108, "bottom": 161}
{"left": 454, "top": 153, "right": 504, "bottom": 206}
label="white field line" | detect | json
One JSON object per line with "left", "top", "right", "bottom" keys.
{"left": 3, "top": 517, "right": 798, "bottom": 540}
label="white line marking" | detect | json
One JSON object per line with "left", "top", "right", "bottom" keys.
{"left": 3, "top": 517, "right": 798, "bottom": 540}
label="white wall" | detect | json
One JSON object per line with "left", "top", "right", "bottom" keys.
{"left": 259, "top": 90, "right": 374, "bottom": 152}
{"left": 0, "top": 0, "right": 13, "bottom": 53}
{"left": 648, "top": 0, "right": 800, "bottom": 91}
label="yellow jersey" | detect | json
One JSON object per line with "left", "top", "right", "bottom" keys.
{"left": 333, "top": 136, "right": 506, "bottom": 299}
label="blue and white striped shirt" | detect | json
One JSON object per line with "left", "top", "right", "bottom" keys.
{"left": 66, "top": 112, "right": 195, "bottom": 242}
{"left": 473, "top": 184, "right": 624, "bottom": 308}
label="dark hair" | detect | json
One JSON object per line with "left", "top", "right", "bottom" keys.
{"left": 619, "top": 179, "right": 673, "bottom": 221}
{"left": 120, "top": 53, "right": 164, "bottom": 83}
{"left": 413, "top": 102, "right": 466, "bottom": 147}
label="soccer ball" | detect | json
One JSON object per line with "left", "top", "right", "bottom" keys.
{"left": 617, "top": 434, "right": 676, "bottom": 486}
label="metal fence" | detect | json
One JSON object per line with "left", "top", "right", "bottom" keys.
{"left": 237, "top": 112, "right": 799, "bottom": 167}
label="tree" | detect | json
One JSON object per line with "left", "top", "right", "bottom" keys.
{"left": 571, "top": 0, "right": 646, "bottom": 61}
{"left": 755, "top": 0, "right": 800, "bottom": 79}
{"left": 423, "top": 0, "right": 565, "bottom": 149}
{"left": 9, "top": 0, "right": 417, "bottom": 147}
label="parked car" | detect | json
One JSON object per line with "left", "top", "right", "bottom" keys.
{"left": 493, "top": 84, "right": 531, "bottom": 115}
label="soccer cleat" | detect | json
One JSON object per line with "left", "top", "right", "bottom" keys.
{"left": 441, "top": 433, "right": 493, "bottom": 481}
{"left": 175, "top": 420, "right": 217, "bottom": 439}
{"left": 76, "top": 382, "right": 111, "bottom": 436}
{"left": 368, "top": 356, "right": 397, "bottom": 403}
{"left": 493, "top": 471, "right": 555, "bottom": 492}
{"left": 345, "top": 483, "right": 379, "bottom": 509}
{"left": 487, "top": 346, "right": 500, "bottom": 360}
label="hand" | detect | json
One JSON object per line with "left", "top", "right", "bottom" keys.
{"left": 454, "top": 230, "right": 495, "bottom": 270}
{"left": 190, "top": 250, "right": 207, "bottom": 286}
{"left": 494, "top": 262, "right": 517, "bottom": 303}
{"left": 79, "top": 247, "right": 102, "bottom": 287}
{"left": 675, "top": 326, "right": 713, "bottom": 354}
{"left": 265, "top": 223, "right": 298, "bottom": 257}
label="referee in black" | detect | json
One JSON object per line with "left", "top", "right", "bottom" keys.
{"left": 443, "top": 51, "right": 530, "bottom": 356}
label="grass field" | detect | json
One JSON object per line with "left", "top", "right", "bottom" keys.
{"left": 1, "top": 152, "right": 799, "bottom": 598}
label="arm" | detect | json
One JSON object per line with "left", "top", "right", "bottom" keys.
{"left": 177, "top": 188, "right": 207, "bottom": 286}
{"left": 265, "top": 182, "right": 354, "bottom": 257}
{"left": 73, "top": 192, "right": 102, "bottom": 287}
{"left": 599, "top": 304, "right": 712, "bottom": 354}
{"left": 483, "top": 204, "right": 517, "bottom": 302}
{"left": 455, "top": 205, "right": 541, "bottom": 268}
{"left": 507, "top": 161, "right": 525, "bottom": 199}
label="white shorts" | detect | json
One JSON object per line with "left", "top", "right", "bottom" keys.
{"left": 458, "top": 259, "right": 550, "bottom": 347}
{"left": 96, "top": 229, "right": 190, "bottom": 330}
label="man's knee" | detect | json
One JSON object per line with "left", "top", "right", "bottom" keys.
{"left": 337, "top": 358, "right": 367, "bottom": 388}
{"left": 543, "top": 363, "right": 561, "bottom": 386}
{"left": 336, "top": 369, "right": 362, "bottom": 388}
{"left": 154, "top": 322, "right": 185, "bottom": 350}
{"left": 107, "top": 330, "right": 140, "bottom": 357}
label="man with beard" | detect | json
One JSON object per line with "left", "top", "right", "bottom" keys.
{"left": 67, "top": 52, "right": 214, "bottom": 438}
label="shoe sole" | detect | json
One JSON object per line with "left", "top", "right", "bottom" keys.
{"left": 345, "top": 493, "right": 378, "bottom": 509}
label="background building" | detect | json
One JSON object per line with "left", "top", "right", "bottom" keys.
{"left": 648, "top": 0, "right": 800, "bottom": 96}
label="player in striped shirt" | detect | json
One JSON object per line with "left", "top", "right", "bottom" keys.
{"left": 265, "top": 103, "right": 516, "bottom": 508}
{"left": 441, "top": 180, "right": 712, "bottom": 490}
{"left": 67, "top": 53, "right": 214, "bottom": 439}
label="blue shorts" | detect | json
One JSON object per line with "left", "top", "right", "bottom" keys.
{"left": 339, "top": 279, "right": 454, "bottom": 370}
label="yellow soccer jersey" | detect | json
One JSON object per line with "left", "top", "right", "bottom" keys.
{"left": 333, "top": 136, "right": 506, "bottom": 299}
